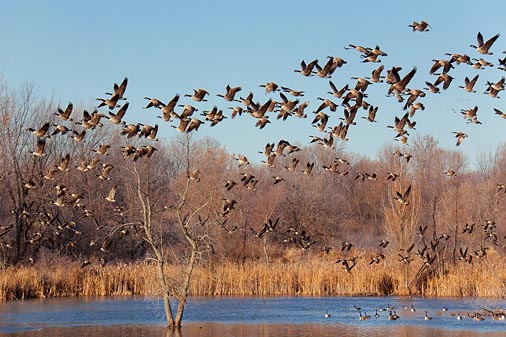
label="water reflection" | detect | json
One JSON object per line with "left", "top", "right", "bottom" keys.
{"left": 0, "top": 296, "right": 504, "bottom": 336}
{"left": 2, "top": 323, "right": 504, "bottom": 337}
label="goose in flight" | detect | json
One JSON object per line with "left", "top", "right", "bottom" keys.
{"left": 470, "top": 32, "right": 500, "bottom": 55}
{"left": 31, "top": 139, "right": 46, "bottom": 157}
{"left": 144, "top": 97, "right": 165, "bottom": 109}
{"left": 104, "top": 185, "right": 117, "bottom": 202}
{"left": 185, "top": 88, "right": 209, "bottom": 102}
{"left": 459, "top": 75, "right": 479, "bottom": 93}
{"left": 394, "top": 185, "right": 412, "bottom": 205}
{"left": 27, "top": 122, "right": 51, "bottom": 138}
{"left": 108, "top": 102, "right": 129, "bottom": 125}
{"left": 55, "top": 102, "right": 74, "bottom": 121}
{"left": 217, "top": 85, "right": 242, "bottom": 102}
{"left": 294, "top": 59, "right": 318, "bottom": 76}
{"left": 453, "top": 131, "right": 468, "bottom": 146}
{"left": 409, "top": 20, "right": 431, "bottom": 32}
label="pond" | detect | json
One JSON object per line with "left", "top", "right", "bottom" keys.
{"left": 0, "top": 296, "right": 504, "bottom": 336}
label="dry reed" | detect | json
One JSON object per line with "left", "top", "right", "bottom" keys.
{"left": 1, "top": 253, "right": 505, "bottom": 301}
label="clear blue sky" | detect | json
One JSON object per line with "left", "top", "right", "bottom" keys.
{"left": 1, "top": 0, "right": 505, "bottom": 166}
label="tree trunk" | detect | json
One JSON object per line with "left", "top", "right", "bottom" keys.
{"left": 156, "top": 260, "right": 175, "bottom": 327}
{"left": 174, "top": 244, "right": 197, "bottom": 327}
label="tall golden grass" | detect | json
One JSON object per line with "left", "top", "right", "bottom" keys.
{"left": 1, "top": 252, "right": 504, "bottom": 301}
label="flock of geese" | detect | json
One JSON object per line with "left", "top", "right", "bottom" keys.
{"left": 11, "top": 21, "right": 505, "bottom": 271}
{"left": 323, "top": 301, "right": 506, "bottom": 323}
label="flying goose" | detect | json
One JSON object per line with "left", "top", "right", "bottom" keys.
{"left": 379, "top": 239, "right": 390, "bottom": 248}
{"left": 51, "top": 124, "right": 71, "bottom": 136}
{"left": 315, "top": 57, "right": 337, "bottom": 77}
{"left": 70, "top": 129, "right": 86, "bottom": 142}
{"left": 452, "top": 131, "right": 468, "bottom": 146}
{"left": 108, "top": 102, "right": 129, "bottom": 125}
{"left": 240, "top": 172, "right": 255, "bottom": 186}
{"left": 328, "top": 81, "right": 348, "bottom": 98}
{"left": 104, "top": 185, "right": 117, "bottom": 202}
{"left": 144, "top": 97, "right": 165, "bottom": 109}
{"left": 293, "top": 101, "right": 309, "bottom": 118}
{"left": 185, "top": 88, "right": 209, "bottom": 102}
{"left": 352, "top": 77, "right": 372, "bottom": 92}
{"left": 105, "top": 76, "right": 128, "bottom": 100}
{"left": 222, "top": 198, "right": 237, "bottom": 216}
{"left": 394, "top": 185, "right": 412, "bottom": 205}
{"left": 261, "top": 153, "right": 276, "bottom": 167}
{"left": 424, "top": 81, "right": 441, "bottom": 94}
{"left": 217, "top": 85, "right": 242, "bottom": 101}
{"left": 470, "top": 32, "right": 500, "bottom": 55}
{"left": 186, "top": 118, "right": 205, "bottom": 132}
{"left": 228, "top": 106, "right": 246, "bottom": 119}
{"left": 255, "top": 116, "right": 271, "bottom": 129}
{"left": 57, "top": 153, "right": 71, "bottom": 172}
{"left": 315, "top": 97, "right": 337, "bottom": 113}
{"left": 31, "top": 138, "right": 47, "bottom": 157}
{"left": 94, "top": 144, "right": 111, "bottom": 156}
{"left": 159, "top": 94, "right": 180, "bottom": 120}
{"left": 294, "top": 59, "right": 318, "bottom": 76}
{"left": 409, "top": 20, "right": 431, "bottom": 32}
{"left": 329, "top": 122, "right": 349, "bottom": 141}
{"left": 172, "top": 118, "right": 191, "bottom": 132}
{"left": 55, "top": 102, "right": 73, "bottom": 121}
{"left": 494, "top": 108, "right": 506, "bottom": 119}
{"left": 326, "top": 56, "right": 347, "bottom": 74}
{"left": 272, "top": 176, "right": 285, "bottom": 184}
{"left": 280, "top": 86, "right": 304, "bottom": 97}
{"left": 82, "top": 110, "right": 106, "bottom": 129}
{"left": 366, "top": 65, "right": 385, "bottom": 83}
{"left": 487, "top": 76, "right": 505, "bottom": 91}
{"left": 98, "top": 164, "right": 114, "bottom": 180}
{"left": 259, "top": 81, "right": 280, "bottom": 94}
{"left": 344, "top": 44, "right": 370, "bottom": 54}
{"left": 27, "top": 122, "right": 50, "bottom": 138}
{"left": 245, "top": 179, "right": 258, "bottom": 191}
{"left": 120, "top": 123, "right": 141, "bottom": 138}
{"left": 96, "top": 94, "right": 120, "bottom": 109}
{"left": 234, "top": 154, "right": 249, "bottom": 167}
{"left": 430, "top": 59, "right": 454, "bottom": 74}
{"left": 459, "top": 75, "right": 479, "bottom": 93}
{"left": 302, "top": 162, "right": 315, "bottom": 175}
{"left": 433, "top": 73, "right": 454, "bottom": 90}
{"left": 387, "top": 113, "right": 409, "bottom": 134}
{"left": 249, "top": 99, "right": 272, "bottom": 118}
{"left": 386, "top": 172, "right": 399, "bottom": 181}
{"left": 84, "top": 157, "right": 100, "bottom": 171}
{"left": 445, "top": 53, "right": 472, "bottom": 65}
{"left": 388, "top": 67, "right": 417, "bottom": 95}
{"left": 461, "top": 106, "right": 479, "bottom": 120}
{"left": 361, "top": 52, "right": 382, "bottom": 63}
{"left": 285, "top": 157, "right": 300, "bottom": 171}
{"left": 224, "top": 180, "right": 237, "bottom": 191}
{"left": 336, "top": 258, "right": 356, "bottom": 273}
{"left": 341, "top": 241, "right": 353, "bottom": 251}
{"left": 240, "top": 92, "right": 254, "bottom": 107}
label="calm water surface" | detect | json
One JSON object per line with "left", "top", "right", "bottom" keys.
{"left": 0, "top": 296, "right": 504, "bottom": 336}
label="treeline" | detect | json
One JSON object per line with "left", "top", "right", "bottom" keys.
{"left": 0, "top": 79, "right": 505, "bottom": 298}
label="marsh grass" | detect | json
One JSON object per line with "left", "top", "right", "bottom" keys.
{"left": 1, "top": 254, "right": 504, "bottom": 301}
